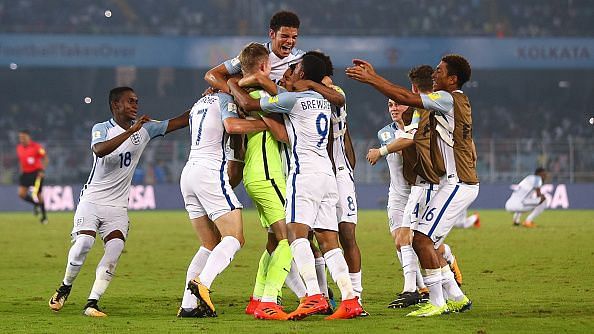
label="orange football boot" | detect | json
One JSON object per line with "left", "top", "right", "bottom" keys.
{"left": 254, "top": 302, "right": 288, "bottom": 320}
{"left": 325, "top": 297, "right": 363, "bottom": 320}
{"left": 287, "top": 294, "right": 329, "bottom": 320}
{"left": 245, "top": 296, "right": 260, "bottom": 315}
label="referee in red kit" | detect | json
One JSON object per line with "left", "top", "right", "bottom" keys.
{"left": 16, "top": 130, "right": 48, "bottom": 224}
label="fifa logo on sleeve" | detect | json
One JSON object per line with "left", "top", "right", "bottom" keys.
{"left": 131, "top": 132, "right": 142, "bottom": 145}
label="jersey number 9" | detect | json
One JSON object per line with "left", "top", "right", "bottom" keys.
{"left": 316, "top": 113, "right": 329, "bottom": 148}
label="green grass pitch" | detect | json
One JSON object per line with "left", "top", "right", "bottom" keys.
{"left": 1, "top": 209, "right": 593, "bottom": 333}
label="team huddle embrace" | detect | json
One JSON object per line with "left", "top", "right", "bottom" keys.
{"left": 48, "top": 11, "right": 479, "bottom": 320}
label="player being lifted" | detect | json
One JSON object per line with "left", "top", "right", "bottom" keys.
{"left": 229, "top": 53, "right": 362, "bottom": 320}
{"left": 505, "top": 167, "right": 548, "bottom": 227}
{"left": 49, "top": 87, "right": 190, "bottom": 317}
{"left": 178, "top": 77, "right": 271, "bottom": 318}
{"left": 349, "top": 55, "right": 478, "bottom": 317}
{"left": 205, "top": 11, "right": 310, "bottom": 308}
{"left": 226, "top": 42, "right": 295, "bottom": 320}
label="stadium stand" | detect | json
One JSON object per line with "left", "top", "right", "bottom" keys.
{"left": 1, "top": 0, "right": 593, "bottom": 36}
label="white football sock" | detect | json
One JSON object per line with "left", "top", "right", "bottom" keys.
{"left": 199, "top": 236, "right": 241, "bottom": 289}
{"left": 181, "top": 246, "right": 211, "bottom": 309}
{"left": 349, "top": 271, "right": 362, "bottom": 300}
{"left": 527, "top": 201, "right": 547, "bottom": 221}
{"left": 462, "top": 214, "right": 478, "bottom": 228}
{"left": 63, "top": 234, "right": 95, "bottom": 286}
{"left": 416, "top": 267, "right": 426, "bottom": 290}
{"left": 88, "top": 238, "right": 125, "bottom": 301}
{"left": 423, "top": 268, "right": 445, "bottom": 307}
{"left": 315, "top": 256, "right": 329, "bottom": 298}
{"left": 513, "top": 212, "right": 522, "bottom": 224}
{"left": 441, "top": 266, "right": 464, "bottom": 301}
{"left": 324, "top": 248, "right": 354, "bottom": 301}
{"left": 401, "top": 245, "right": 419, "bottom": 293}
{"left": 290, "top": 238, "right": 320, "bottom": 296}
{"left": 442, "top": 243, "right": 455, "bottom": 265}
{"left": 285, "top": 259, "right": 307, "bottom": 299}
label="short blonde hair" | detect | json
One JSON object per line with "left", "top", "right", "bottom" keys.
{"left": 238, "top": 43, "right": 269, "bottom": 76}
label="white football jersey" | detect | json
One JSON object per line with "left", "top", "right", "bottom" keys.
{"left": 329, "top": 85, "right": 353, "bottom": 174}
{"left": 224, "top": 42, "right": 305, "bottom": 83}
{"left": 420, "top": 90, "right": 458, "bottom": 184}
{"left": 186, "top": 93, "right": 238, "bottom": 170}
{"left": 260, "top": 90, "right": 333, "bottom": 176}
{"left": 378, "top": 123, "right": 410, "bottom": 196}
{"left": 509, "top": 174, "right": 543, "bottom": 202}
{"left": 80, "top": 118, "right": 168, "bottom": 207}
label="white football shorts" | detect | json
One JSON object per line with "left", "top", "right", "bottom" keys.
{"left": 336, "top": 171, "right": 358, "bottom": 224}
{"left": 72, "top": 200, "right": 129, "bottom": 240}
{"left": 414, "top": 182, "right": 479, "bottom": 247}
{"left": 286, "top": 172, "right": 339, "bottom": 231}
{"left": 180, "top": 162, "right": 242, "bottom": 221}
{"left": 505, "top": 197, "right": 542, "bottom": 212}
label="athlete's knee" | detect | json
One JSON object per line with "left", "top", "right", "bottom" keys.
{"left": 315, "top": 231, "right": 340, "bottom": 254}
{"left": 70, "top": 234, "right": 96, "bottom": 265}
{"left": 97, "top": 238, "right": 125, "bottom": 279}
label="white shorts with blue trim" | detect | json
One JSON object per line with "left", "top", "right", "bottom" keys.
{"left": 286, "top": 172, "right": 339, "bottom": 231}
{"left": 180, "top": 162, "right": 242, "bottom": 221}
{"left": 336, "top": 171, "right": 358, "bottom": 224}
{"left": 414, "top": 182, "right": 479, "bottom": 247}
{"left": 401, "top": 183, "right": 439, "bottom": 232}
{"left": 387, "top": 187, "right": 411, "bottom": 233}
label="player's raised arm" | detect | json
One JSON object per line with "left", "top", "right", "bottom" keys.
{"left": 92, "top": 115, "right": 150, "bottom": 158}
{"left": 165, "top": 109, "right": 191, "bottom": 134}
{"left": 293, "top": 79, "right": 345, "bottom": 107}
{"left": 228, "top": 78, "right": 262, "bottom": 112}
{"left": 239, "top": 72, "right": 279, "bottom": 96}
{"left": 219, "top": 93, "right": 268, "bottom": 134}
{"left": 224, "top": 118, "right": 268, "bottom": 134}
{"left": 346, "top": 59, "right": 423, "bottom": 109}
{"left": 205, "top": 63, "right": 233, "bottom": 94}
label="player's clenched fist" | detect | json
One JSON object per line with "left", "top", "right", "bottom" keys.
{"left": 367, "top": 148, "right": 381, "bottom": 165}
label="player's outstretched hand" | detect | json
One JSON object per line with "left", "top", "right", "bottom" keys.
{"left": 346, "top": 59, "right": 377, "bottom": 83}
{"left": 367, "top": 148, "right": 381, "bottom": 165}
{"left": 129, "top": 115, "right": 151, "bottom": 133}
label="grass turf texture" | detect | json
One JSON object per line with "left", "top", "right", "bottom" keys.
{"left": 1, "top": 209, "right": 593, "bottom": 333}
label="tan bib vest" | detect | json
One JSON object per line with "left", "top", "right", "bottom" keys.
{"left": 413, "top": 108, "right": 442, "bottom": 184}
{"left": 451, "top": 91, "right": 479, "bottom": 184}
{"left": 401, "top": 107, "right": 418, "bottom": 185}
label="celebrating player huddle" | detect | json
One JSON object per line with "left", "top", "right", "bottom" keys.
{"left": 48, "top": 10, "right": 479, "bottom": 321}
